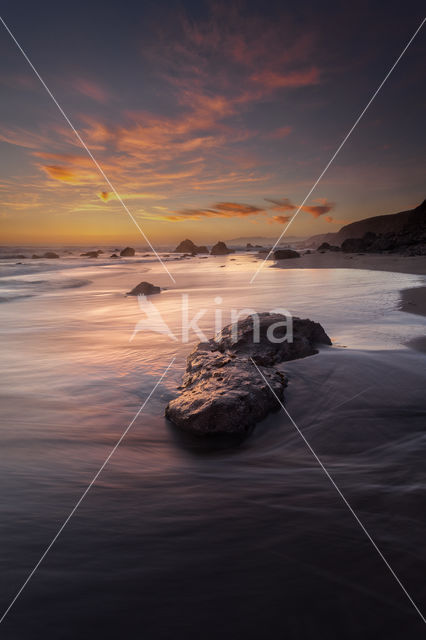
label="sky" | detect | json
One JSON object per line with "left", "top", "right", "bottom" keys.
{"left": 0, "top": 0, "right": 425, "bottom": 245}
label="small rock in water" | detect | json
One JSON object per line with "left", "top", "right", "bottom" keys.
{"left": 81, "top": 251, "right": 99, "bottom": 258}
{"left": 274, "top": 249, "right": 300, "bottom": 259}
{"left": 127, "top": 281, "right": 161, "bottom": 296}
{"left": 43, "top": 252, "right": 59, "bottom": 259}
{"left": 120, "top": 247, "right": 135, "bottom": 257}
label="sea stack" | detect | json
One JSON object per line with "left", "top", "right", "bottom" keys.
{"left": 120, "top": 247, "right": 136, "bottom": 257}
{"left": 174, "top": 239, "right": 208, "bottom": 254}
{"left": 210, "top": 241, "right": 234, "bottom": 255}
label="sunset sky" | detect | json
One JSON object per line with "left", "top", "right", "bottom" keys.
{"left": 0, "top": 0, "right": 425, "bottom": 245}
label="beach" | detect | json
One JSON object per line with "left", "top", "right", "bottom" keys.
{"left": 273, "top": 251, "right": 426, "bottom": 276}
{"left": 0, "top": 249, "right": 425, "bottom": 638}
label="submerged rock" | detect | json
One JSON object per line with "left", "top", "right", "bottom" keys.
{"left": 120, "top": 246, "right": 135, "bottom": 257}
{"left": 43, "top": 252, "right": 59, "bottom": 259}
{"left": 210, "top": 241, "right": 234, "bottom": 255}
{"left": 81, "top": 250, "right": 100, "bottom": 258}
{"left": 274, "top": 249, "right": 300, "bottom": 259}
{"left": 127, "top": 281, "right": 161, "bottom": 296}
{"left": 166, "top": 313, "right": 331, "bottom": 435}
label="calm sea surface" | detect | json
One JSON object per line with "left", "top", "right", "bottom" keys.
{"left": 0, "top": 249, "right": 425, "bottom": 638}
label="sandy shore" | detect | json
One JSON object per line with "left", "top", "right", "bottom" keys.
{"left": 272, "top": 252, "right": 426, "bottom": 275}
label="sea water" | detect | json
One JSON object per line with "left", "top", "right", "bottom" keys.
{"left": 0, "top": 250, "right": 425, "bottom": 639}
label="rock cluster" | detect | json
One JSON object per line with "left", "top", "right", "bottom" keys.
{"left": 166, "top": 313, "right": 331, "bottom": 435}
{"left": 174, "top": 239, "right": 208, "bottom": 254}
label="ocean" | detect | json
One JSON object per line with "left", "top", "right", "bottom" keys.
{"left": 0, "top": 248, "right": 425, "bottom": 638}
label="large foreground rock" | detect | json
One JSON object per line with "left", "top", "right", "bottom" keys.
{"left": 165, "top": 313, "right": 331, "bottom": 435}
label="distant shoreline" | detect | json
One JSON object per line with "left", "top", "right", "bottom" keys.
{"left": 272, "top": 251, "right": 426, "bottom": 276}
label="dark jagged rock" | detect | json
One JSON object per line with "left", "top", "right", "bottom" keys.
{"left": 32, "top": 254, "right": 42, "bottom": 259}
{"left": 127, "top": 281, "right": 161, "bottom": 296}
{"left": 110, "top": 253, "right": 119, "bottom": 258}
{"left": 120, "top": 247, "right": 135, "bottom": 257}
{"left": 215, "top": 313, "right": 331, "bottom": 366}
{"left": 317, "top": 242, "right": 340, "bottom": 252}
{"left": 210, "top": 241, "right": 234, "bottom": 255}
{"left": 174, "top": 239, "right": 208, "bottom": 254}
{"left": 274, "top": 249, "right": 300, "bottom": 259}
{"left": 166, "top": 313, "right": 331, "bottom": 435}
{"left": 43, "top": 252, "right": 59, "bottom": 259}
{"left": 246, "top": 242, "right": 254, "bottom": 249}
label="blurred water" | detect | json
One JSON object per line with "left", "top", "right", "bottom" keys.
{"left": 0, "top": 251, "right": 425, "bottom": 639}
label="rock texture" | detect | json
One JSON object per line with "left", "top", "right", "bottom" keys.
{"left": 127, "top": 281, "right": 161, "bottom": 296}
{"left": 43, "top": 252, "right": 59, "bottom": 259}
{"left": 120, "top": 247, "right": 135, "bottom": 257}
{"left": 210, "top": 241, "right": 234, "bottom": 255}
{"left": 166, "top": 313, "right": 331, "bottom": 435}
{"left": 174, "top": 239, "right": 208, "bottom": 254}
{"left": 274, "top": 249, "right": 300, "bottom": 260}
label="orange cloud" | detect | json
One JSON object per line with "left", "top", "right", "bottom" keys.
{"left": 71, "top": 78, "right": 110, "bottom": 103}
{"left": 164, "top": 201, "right": 266, "bottom": 221}
{"left": 213, "top": 202, "right": 264, "bottom": 215}
{"left": 98, "top": 191, "right": 113, "bottom": 201}
{"left": 269, "top": 215, "right": 291, "bottom": 224}
{"left": 302, "top": 200, "right": 334, "bottom": 217}
{"left": 265, "top": 197, "right": 335, "bottom": 218}
{"left": 250, "top": 68, "right": 320, "bottom": 90}
{"left": 265, "top": 198, "right": 296, "bottom": 212}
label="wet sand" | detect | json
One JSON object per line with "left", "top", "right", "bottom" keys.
{"left": 272, "top": 252, "right": 426, "bottom": 275}
{"left": 399, "top": 286, "right": 426, "bottom": 317}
